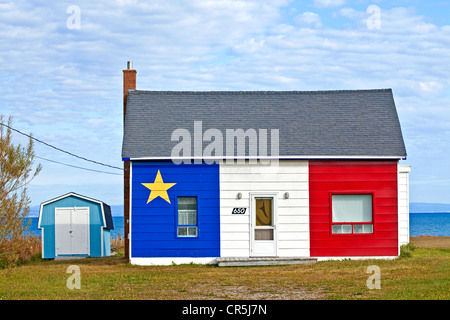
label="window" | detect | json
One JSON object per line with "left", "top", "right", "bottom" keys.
{"left": 254, "top": 198, "right": 274, "bottom": 240}
{"left": 177, "top": 197, "right": 198, "bottom": 237}
{"left": 331, "top": 194, "right": 373, "bottom": 234}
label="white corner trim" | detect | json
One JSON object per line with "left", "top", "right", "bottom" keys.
{"left": 398, "top": 165, "right": 411, "bottom": 173}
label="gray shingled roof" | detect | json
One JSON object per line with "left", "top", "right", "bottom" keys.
{"left": 122, "top": 89, "right": 406, "bottom": 159}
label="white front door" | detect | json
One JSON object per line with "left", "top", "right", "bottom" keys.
{"left": 55, "top": 207, "right": 89, "bottom": 256}
{"left": 250, "top": 194, "right": 277, "bottom": 257}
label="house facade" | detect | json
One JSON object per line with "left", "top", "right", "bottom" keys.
{"left": 122, "top": 63, "right": 410, "bottom": 265}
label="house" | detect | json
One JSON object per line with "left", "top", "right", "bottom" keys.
{"left": 121, "top": 62, "right": 410, "bottom": 265}
{"left": 38, "top": 192, "right": 114, "bottom": 259}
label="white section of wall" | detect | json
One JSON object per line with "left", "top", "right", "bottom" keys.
{"left": 220, "top": 161, "right": 309, "bottom": 257}
{"left": 398, "top": 165, "right": 411, "bottom": 247}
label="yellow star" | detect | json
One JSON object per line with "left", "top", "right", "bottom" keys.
{"left": 141, "top": 170, "right": 176, "bottom": 204}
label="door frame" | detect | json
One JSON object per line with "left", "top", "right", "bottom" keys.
{"left": 55, "top": 207, "right": 90, "bottom": 256}
{"left": 249, "top": 193, "right": 278, "bottom": 257}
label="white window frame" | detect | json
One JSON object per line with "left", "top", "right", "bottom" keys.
{"left": 176, "top": 196, "right": 198, "bottom": 238}
{"left": 330, "top": 193, "right": 374, "bottom": 235}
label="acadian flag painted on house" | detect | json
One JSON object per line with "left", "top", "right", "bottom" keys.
{"left": 131, "top": 162, "right": 220, "bottom": 259}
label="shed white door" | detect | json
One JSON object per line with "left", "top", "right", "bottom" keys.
{"left": 55, "top": 207, "right": 89, "bottom": 256}
{"left": 250, "top": 195, "right": 277, "bottom": 257}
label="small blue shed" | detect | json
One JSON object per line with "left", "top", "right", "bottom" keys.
{"left": 38, "top": 192, "right": 114, "bottom": 259}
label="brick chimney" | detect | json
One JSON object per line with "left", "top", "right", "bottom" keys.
{"left": 123, "top": 61, "right": 136, "bottom": 260}
{"left": 123, "top": 61, "right": 136, "bottom": 121}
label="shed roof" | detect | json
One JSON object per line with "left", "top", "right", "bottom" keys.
{"left": 122, "top": 89, "right": 406, "bottom": 160}
{"left": 39, "top": 192, "right": 114, "bottom": 230}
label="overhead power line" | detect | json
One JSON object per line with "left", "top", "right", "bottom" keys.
{"left": 0, "top": 122, "right": 123, "bottom": 171}
{"left": 35, "top": 156, "right": 122, "bottom": 176}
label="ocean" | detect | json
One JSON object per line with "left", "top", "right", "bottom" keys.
{"left": 22, "top": 212, "right": 449, "bottom": 238}
{"left": 409, "top": 212, "right": 450, "bottom": 237}
{"left": 24, "top": 216, "right": 125, "bottom": 239}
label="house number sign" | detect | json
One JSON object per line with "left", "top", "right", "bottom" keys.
{"left": 232, "top": 208, "right": 247, "bottom": 214}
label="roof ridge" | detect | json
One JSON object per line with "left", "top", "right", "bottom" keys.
{"left": 129, "top": 88, "right": 392, "bottom": 95}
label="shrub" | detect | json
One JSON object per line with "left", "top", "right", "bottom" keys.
{"left": 0, "top": 234, "right": 41, "bottom": 268}
{"left": 400, "top": 242, "right": 416, "bottom": 259}
{"left": 1, "top": 115, "right": 41, "bottom": 268}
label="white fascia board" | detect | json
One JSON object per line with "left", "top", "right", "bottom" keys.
{"left": 38, "top": 203, "right": 44, "bottom": 229}
{"left": 127, "top": 155, "right": 405, "bottom": 161}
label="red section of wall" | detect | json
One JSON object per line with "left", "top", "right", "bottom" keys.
{"left": 309, "top": 161, "right": 398, "bottom": 257}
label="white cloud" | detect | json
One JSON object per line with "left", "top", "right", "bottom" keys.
{"left": 314, "top": 0, "right": 345, "bottom": 9}
{"left": 419, "top": 81, "right": 443, "bottom": 93}
{"left": 294, "top": 12, "right": 322, "bottom": 28}
{"left": 335, "top": 7, "right": 365, "bottom": 20}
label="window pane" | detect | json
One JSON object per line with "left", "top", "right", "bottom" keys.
{"left": 363, "top": 224, "right": 373, "bottom": 233}
{"left": 178, "top": 210, "right": 196, "bottom": 225}
{"left": 353, "top": 224, "right": 374, "bottom": 234}
{"left": 353, "top": 225, "right": 363, "bottom": 233}
{"left": 332, "top": 195, "right": 372, "bottom": 223}
{"left": 255, "top": 229, "right": 274, "bottom": 240}
{"left": 177, "top": 227, "right": 198, "bottom": 237}
{"left": 255, "top": 198, "right": 272, "bottom": 226}
{"left": 177, "top": 227, "right": 188, "bottom": 236}
{"left": 188, "top": 227, "right": 198, "bottom": 237}
{"left": 332, "top": 224, "right": 352, "bottom": 234}
{"left": 332, "top": 225, "right": 342, "bottom": 234}
{"left": 178, "top": 197, "right": 197, "bottom": 210}
{"left": 178, "top": 197, "right": 197, "bottom": 226}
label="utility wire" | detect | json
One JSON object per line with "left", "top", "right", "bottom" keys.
{"left": 35, "top": 156, "right": 122, "bottom": 176}
{"left": 0, "top": 122, "right": 123, "bottom": 171}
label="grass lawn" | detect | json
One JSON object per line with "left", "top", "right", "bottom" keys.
{"left": 0, "top": 237, "right": 448, "bottom": 300}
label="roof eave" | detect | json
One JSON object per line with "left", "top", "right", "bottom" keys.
{"left": 123, "top": 155, "right": 406, "bottom": 161}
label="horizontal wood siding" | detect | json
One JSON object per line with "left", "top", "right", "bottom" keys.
{"left": 398, "top": 165, "right": 411, "bottom": 247}
{"left": 309, "top": 160, "right": 399, "bottom": 257}
{"left": 131, "top": 162, "right": 220, "bottom": 258}
{"left": 220, "top": 160, "right": 309, "bottom": 257}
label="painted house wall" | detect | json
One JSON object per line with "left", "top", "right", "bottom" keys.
{"left": 129, "top": 159, "right": 409, "bottom": 264}
{"left": 39, "top": 195, "right": 107, "bottom": 259}
{"left": 309, "top": 160, "right": 399, "bottom": 257}
{"left": 130, "top": 161, "right": 220, "bottom": 260}
{"left": 398, "top": 165, "right": 411, "bottom": 248}
{"left": 220, "top": 160, "right": 310, "bottom": 258}
{"left": 103, "top": 229, "right": 111, "bottom": 257}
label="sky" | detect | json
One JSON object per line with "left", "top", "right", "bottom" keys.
{"left": 1, "top": 0, "right": 449, "bottom": 206}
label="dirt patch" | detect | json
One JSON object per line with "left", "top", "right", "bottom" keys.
{"left": 410, "top": 236, "right": 450, "bottom": 249}
{"left": 188, "top": 283, "right": 325, "bottom": 300}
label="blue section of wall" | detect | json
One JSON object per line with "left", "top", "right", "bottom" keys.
{"left": 103, "top": 229, "right": 111, "bottom": 256}
{"left": 131, "top": 162, "right": 220, "bottom": 258}
{"left": 40, "top": 195, "right": 109, "bottom": 258}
